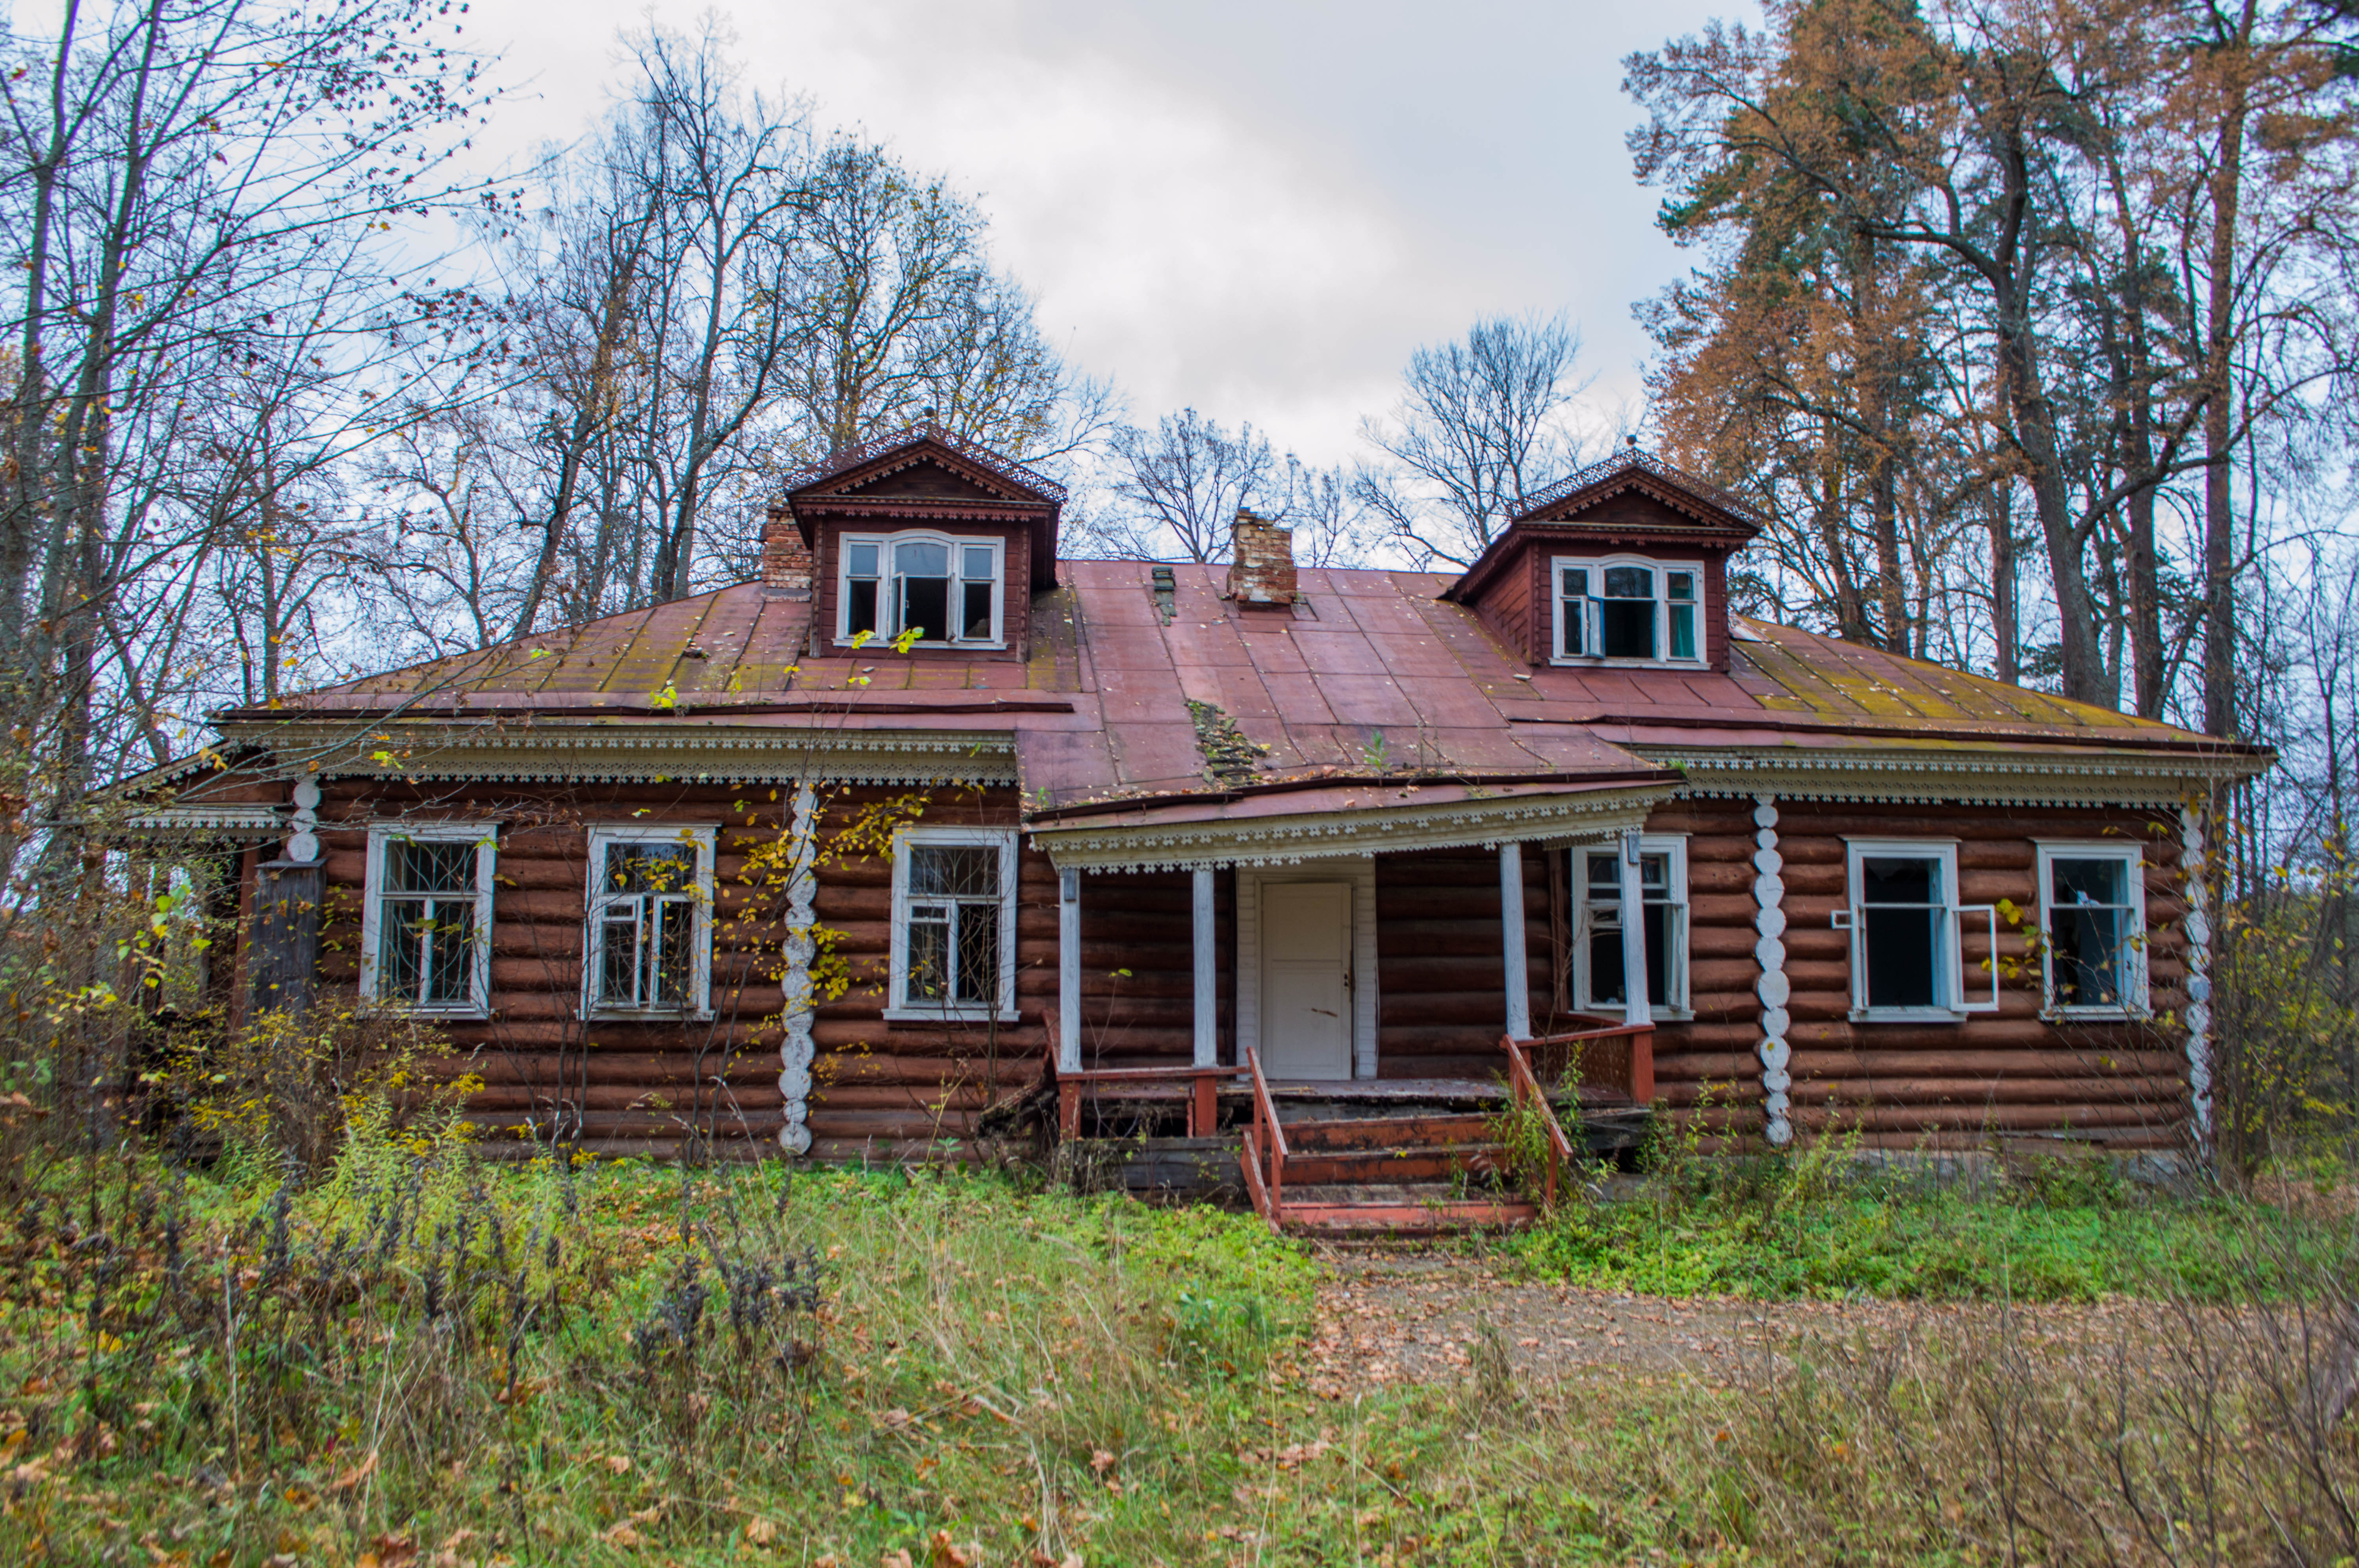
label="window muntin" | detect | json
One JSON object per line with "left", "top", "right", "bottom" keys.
{"left": 362, "top": 825, "right": 494, "bottom": 1014}
{"left": 1570, "top": 837, "right": 1689, "bottom": 1017}
{"left": 2036, "top": 844, "right": 2146, "bottom": 1016}
{"left": 838, "top": 532, "right": 1002, "bottom": 646}
{"left": 888, "top": 828, "right": 1017, "bottom": 1020}
{"left": 1839, "top": 840, "right": 1998, "bottom": 1019}
{"left": 1551, "top": 556, "right": 1705, "bottom": 664}
{"left": 584, "top": 826, "right": 715, "bottom": 1016}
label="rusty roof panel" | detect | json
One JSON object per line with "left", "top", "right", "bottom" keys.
{"left": 251, "top": 550, "right": 2250, "bottom": 813}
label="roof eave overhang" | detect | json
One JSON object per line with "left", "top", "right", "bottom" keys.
{"left": 209, "top": 717, "right": 1021, "bottom": 786}
{"left": 1644, "top": 742, "right": 2272, "bottom": 806}
{"left": 1025, "top": 779, "right": 1678, "bottom": 873}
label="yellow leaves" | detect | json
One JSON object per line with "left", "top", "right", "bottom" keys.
{"left": 742, "top": 1515, "right": 777, "bottom": 1546}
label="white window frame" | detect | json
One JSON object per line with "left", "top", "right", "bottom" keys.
{"left": 836, "top": 530, "right": 1006, "bottom": 649}
{"left": 1548, "top": 554, "right": 1706, "bottom": 666}
{"left": 2034, "top": 841, "right": 2149, "bottom": 1019}
{"left": 359, "top": 822, "right": 497, "bottom": 1017}
{"left": 1568, "top": 835, "right": 1691, "bottom": 1019}
{"left": 1835, "top": 838, "right": 1999, "bottom": 1022}
{"left": 886, "top": 826, "right": 1020, "bottom": 1023}
{"left": 581, "top": 824, "right": 717, "bottom": 1019}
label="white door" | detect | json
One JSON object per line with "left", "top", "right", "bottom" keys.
{"left": 1260, "top": 881, "right": 1352, "bottom": 1080}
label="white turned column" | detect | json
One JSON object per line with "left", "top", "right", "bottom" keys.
{"left": 1617, "top": 829, "right": 1649, "bottom": 1027}
{"left": 1750, "top": 794, "right": 1793, "bottom": 1148}
{"left": 1058, "top": 867, "right": 1082, "bottom": 1071}
{"left": 1499, "top": 842, "right": 1530, "bottom": 1039}
{"left": 776, "top": 779, "right": 819, "bottom": 1156}
{"left": 1192, "top": 866, "right": 1218, "bottom": 1066}
{"left": 2181, "top": 804, "right": 2214, "bottom": 1147}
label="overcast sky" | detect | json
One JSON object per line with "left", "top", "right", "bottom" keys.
{"left": 476, "top": 0, "right": 1750, "bottom": 469}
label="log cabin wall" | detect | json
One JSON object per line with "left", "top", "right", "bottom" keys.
{"left": 1067, "top": 867, "right": 1233, "bottom": 1069}
{"left": 278, "top": 774, "right": 2194, "bottom": 1160}
{"left": 304, "top": 778, "right": 1054, "bottom": 1161}
{"left": 1375, "top": 846, "right": 1548, "bottom": 1079}
{"left": 1707, "top": 796, "right": 2189, "bottom": 1151}
{"left": 1641, "top": 797, "right": 1770, "bottom": 1139}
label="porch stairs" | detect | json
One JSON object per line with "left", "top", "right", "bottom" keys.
{"left": 1238, "top": 1023, "right": 1656, "bottom": 1238}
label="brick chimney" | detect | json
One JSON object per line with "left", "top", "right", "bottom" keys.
{"left": 1226, "top": 511, "right": 1297, "bottom": 608}
{"left": 763, "top": 503, "right": 813, "bottom": 598}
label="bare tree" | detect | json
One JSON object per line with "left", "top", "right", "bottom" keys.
{"left": 1089, "top": 410, "right": 1281, "bottom": 563}
{"left": 0, "top": 0, "right": 501, "bottom": 842}
{"left": 1355, "top": 313, "right": 1598, "bottom": 567}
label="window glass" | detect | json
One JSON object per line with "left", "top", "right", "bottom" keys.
{"left": 1559, "top": 568, "right": 1589, "bottom": 657}
{"left": 902, "top": 842, "right": 1005, "bottom": 1008}
{"left": 590, "top": 837, "right": 703, "bottom": 1011}
{"left": 376, "top": 838, "right": 481, "bottom": 1007}
{"left": 2050, "top": 855, "right": 2131, "bottom": 1007}
{"left": 1667, "top": 571, "right": 1697, "bottom": 660}
{"left": 1861, "top": 855, "right": 1941, "bottom": 1009}
{"left": 1579, "top": 849, "right": 1681, "bottom": 1011}
{"left": 894, "top": 540, "right": 949, "bottom": 576}
{"left": 1554, "top": 560, "right": 1705, "bottom": 663}
{"left": 844, "top": 536, "right": 999, "bottom": 643}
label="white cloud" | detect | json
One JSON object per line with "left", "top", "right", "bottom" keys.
{"left": 468, "top": 0, "right": 1746, "bottom": 467}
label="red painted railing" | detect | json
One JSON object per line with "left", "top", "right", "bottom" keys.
{"left": 1053, "top": 1062, "right": 1225, "bottom": 1140}
{"left": 1500, "top": 1018, "right": 1656, "bottom": 1210}
{"left": 1522, "top": 1017, "right": 1656, "bottom": 1105}
{"left": 1500, "top": 1034, "right": 1578, "bottom": 1208}
{"left": 1238, "top": 1047, "right": 1289, "bottom": 1232}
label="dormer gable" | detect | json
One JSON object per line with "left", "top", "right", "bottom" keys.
{"left": 1443, "top": 447, "right": 1762, "bottom": 674}
{"left": 775, "top": 424, "right": 1065, "bottom": 660}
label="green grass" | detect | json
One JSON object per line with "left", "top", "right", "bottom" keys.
{"left": 2, "top": 1129, "right": 2353, "bottom": 1566}
{"left": 1504, "top": 1179, "right": 2352, "bottom": 1301}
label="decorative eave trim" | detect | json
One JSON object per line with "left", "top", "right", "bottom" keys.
{"left": 1026, "top": 782, "right": 1673, "bottom": 873}
{"left": 213, "top": 719, "right": 1019, "bottom": 787}
{"left": 1649, "top": 744, "right": 2263, "bottom": 806}
{"left": 124, "top": 803, "right": 286, "bottom": 836}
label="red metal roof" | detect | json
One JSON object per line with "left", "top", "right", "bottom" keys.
{"left": 224, "top": 556, "right": 2264, "bottom": 813}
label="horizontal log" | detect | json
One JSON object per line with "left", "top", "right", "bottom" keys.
{"left": 467, "top": 1082, "right": 787, "bottom": 1111}
{"left": 1786, "top": 1074, "right": 2187, "bottom": 1106}
{"left": 1789, "top": 1047, "right": 2185, "bottom": 1076}
{"left": 1787, "top": 1102, "right": 2179, "bottom": 1132}
{"left": 1380, "top": 991, "right": 1510, "bottom": 1026}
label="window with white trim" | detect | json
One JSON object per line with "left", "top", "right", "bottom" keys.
{"left": 839, "top": 532, "right": 1003, "bottom": 646}
{"left": 1836, "top": 840, "right": 1998, "bottom": 1020}
{"left": 888, "top": 828, "right": 1018, "bottom": 1021}
{"left": 1552, "top": 556, "right": 1704, "bottom": 663}
{"left": 1570, "top": 836, "right": 1690, "bottom": 1016}
{"left": 2036, "top": 843, "right": 2147, "bottom": 1016}
{"left": 583, "top": 825, "right": 715, "bottom": 1016}
{"left": 361, "top": 823, "right": 495, "bottom": 1014}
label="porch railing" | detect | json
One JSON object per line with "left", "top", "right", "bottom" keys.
{"left": 1500, "top": 1034, "right": 1578, "bottom": 1208}
{"left": 1521, "top": 1016, "right": 1656, "bottom": 1105}
{"left": 1238, "top": 1047, "right": 1289, "bottom": 1232}
{"left": 1500, "top": 1018, "right": 1657, "bottom": 1210}
{"left": 1052, "top": 1062, "right": 1226, "bottom": 1140}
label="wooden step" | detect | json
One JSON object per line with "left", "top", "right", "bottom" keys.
{"left": 1278, "top": 1113, "right": 1498, "bottom": 1153}
{"left": 1270, "top": 1182, "right": 1539, "bottom": 1236}
{"left": 1281, "top": 1142, "right": 1506, "bottom": 1186}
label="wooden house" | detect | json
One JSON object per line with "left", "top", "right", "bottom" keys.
{"left": 137, "top": 426, "right": 2268, "bottom": 1229}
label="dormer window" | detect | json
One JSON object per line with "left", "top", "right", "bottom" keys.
{"left": 1552, "top": 557, "right": 1702, "bottom": 664}
{"left": 840, "top": 532, "right": 1002, "bottom": 647}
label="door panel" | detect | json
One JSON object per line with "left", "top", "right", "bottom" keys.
{"left": 1261, "top": 881, "right": 1351, "bottom": 1080}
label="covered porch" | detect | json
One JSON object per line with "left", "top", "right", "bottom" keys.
{"left": 1024, "top": 779, "right": 1675, "bottom": 1232}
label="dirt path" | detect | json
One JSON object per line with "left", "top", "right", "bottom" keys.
{"left": 1290, "top": 1248, "right": 2147, "bottom": 1399}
